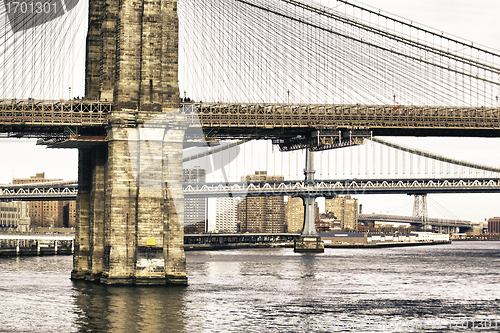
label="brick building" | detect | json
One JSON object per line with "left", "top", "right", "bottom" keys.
{"left": 325, "top": 195, "right": 358, "bottom": 231}
{"left": 285, "top": 197, "right": 319, "bottom": 233}
{"left": 237, "top": 171, "right": 286, "bottom": 233}
{"left": 488, "top": 217, "right": 500, "bottom": 233}
{"left": 215, "top": 197, "right": 238, "bottom": 233}
{"left": 12, "top": 173, "right": 76, "bottom": 228}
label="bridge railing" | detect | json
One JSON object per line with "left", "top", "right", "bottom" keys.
{"left": 0, "top": 100, "right": 110, "bottom": 126}
{"left": 1, "top": 100, "right": 499, "bottom": 133}
{"left": 182, "top": 178, "right": 500, "bottom": 197}
{"left": 3, "top": 178, "right": 500, "bottom": 200}
{"left": 184, "top": 103, "right": 500, "bottom": 130}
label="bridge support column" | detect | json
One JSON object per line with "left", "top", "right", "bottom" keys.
{"left": 294, "top": 196, "right": 324, "bottom": 253}
{"left": 72, "top": 117, "right": 187, "bottom": 285}
{"left": 71, "top": 145, "right": 106, "bottom": 281}
{"left": 72, "top": 0, "right": 186, "bottom": 285}
{"left": 71, "top": 111, "right": 186, "bottom": 285}
{"left": 294, "top": 148, "right": 324, "bottom": 253}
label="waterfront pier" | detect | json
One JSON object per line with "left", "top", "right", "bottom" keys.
{"left": 0, "top": 234, "right": 74, "bottom": 256}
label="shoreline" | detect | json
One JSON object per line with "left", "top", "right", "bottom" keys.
{"left": 6, "top": 239, "right": 497, "bottom": 256}
{"left": 184, "top": 240, "right": 452, "bottom": 251}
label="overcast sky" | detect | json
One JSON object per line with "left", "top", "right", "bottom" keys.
{"left": 1, "top": 0, "right": 500, "bottom": 223}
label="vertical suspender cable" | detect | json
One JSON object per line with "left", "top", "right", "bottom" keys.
{"left": 328, "top": 149, "right": 330, "bottom": 179}
{"left": 410, "top": 153, "right": 413, "bottom": 177}
{"left": 387, "top": 145, "right": 390, "bottom": 177}
{"left": 281, "top": 147, "right": 284, "bottom": 180}
{"left": 350, "top": 146, "right": 353, "bottom": 177}
{"left": 297, "top": 151, "right": 299, "bottom": 179}
{"left": 379, "top": 143, "right": 383, "bottom": 178}
{"left": 343, "top": 148, "right": 346, "bottom": 177}
{"left": 402, "top": 151, "right": 406, "bottom": 175}
{"left": 335, "top": 149, "right": 338, "bottom": 177}
{"left": 395, "top": 149, "right": 398, "bottom": 175}
{"left": 266, "top": 140, "right": 269, "bottom": 175}
{"left": 417, "top": 155, "right": 421, "bottom": 175}
{"left": 357, "top": 145, "right": 361, "bottom": 177}
{"left": 372, "top": 142, "right": 375, "bottom": 176}
{"left": 243, "top": 141, "right": 246, "bottom": 181}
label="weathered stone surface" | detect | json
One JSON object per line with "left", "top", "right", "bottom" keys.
{"left": 162, "top": 125, "right": 187, "bottom": 284}
{"left": 71, "top": 148, "right": 92, "bottom": 280}
{"left": 72, "top": 145, "right": 107, "bottom": 281}
{"left": 84, "top": 0, "right": 104, "bottom": 100}
{"left": 73, "top": 0, "right": 186, "bottom": 285}
{"left": 89, "top": 146, "right": 106, "bottom": 278}
{"left": 294, "top": 236, "right": 325, "bottom": 253}
{"left": 101, "top": 0, "right": 118, "bottom": 102}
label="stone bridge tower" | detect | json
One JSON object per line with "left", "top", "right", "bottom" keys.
{"left": 71, "top": 0, "right": 187, "bottom": 285}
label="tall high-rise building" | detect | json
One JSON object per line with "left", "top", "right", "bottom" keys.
{"left": 62, "top": 201, "right": 77, "bottom": 228}
{"left": 12, "top": 172, "right": 75, "bottom": 228}
{"left": 215, "top": 197, "right": 238, "bottom": 233}
{"left": 237, "top": 171, "right": 286, "bottom": 233}
{"left": 488, "top": 217, "right": 500, "bottom": 233}
{"left": 285, "top": 197, "right": 319, "bottom": 233}
{"left": 325, "top": 195, "right": 358, "bottom": 231}
{"left": 286, "top": 197, "right": 304, "bottom": 234}
{"left": 183, "top": 168, "right": 207, "bottom": 233}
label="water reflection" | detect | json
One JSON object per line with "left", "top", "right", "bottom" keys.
{"left": 72, "top": 281, "right": 186, "bottom": 333}
{"left": 1, "top": 243, "right": 499, "bottom": 332}
{"left": 206, "top": 260, "right": 241, "bottom": 277}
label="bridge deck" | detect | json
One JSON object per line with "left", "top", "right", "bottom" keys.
{"left": 1, "top": 100, "right": 500, "bottom": 138}
{"left": 3, "top": 178, "right": 500, "bottom": 200}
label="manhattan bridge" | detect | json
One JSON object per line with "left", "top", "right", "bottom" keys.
{"left": 0, "top": 0, "right": 499, "bottom": 284}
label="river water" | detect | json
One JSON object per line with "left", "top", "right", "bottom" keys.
{"left": 0, "top": 241, "right": 499, "bottom": 332}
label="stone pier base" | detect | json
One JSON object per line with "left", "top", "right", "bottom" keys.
{"left": 294, "top": 236, "right": 325, "bottom": 253}
{"left": 75, "top": 275, "right": 188, "bottom": 286}
{"left": 71, "top": 113, "right": 188, "bottom": 286}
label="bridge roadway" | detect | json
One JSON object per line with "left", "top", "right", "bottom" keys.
{"left": 358, "top": 214, "right": 471, "bottom": 229}
{"left": 183, "top": 178, "right": 500, "bottom": 197}
{"left": 1, "top": 100, "right": 500, "bottom": 138}
{"left": 3, "top": 178, "right": 500, "bottom": 200}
